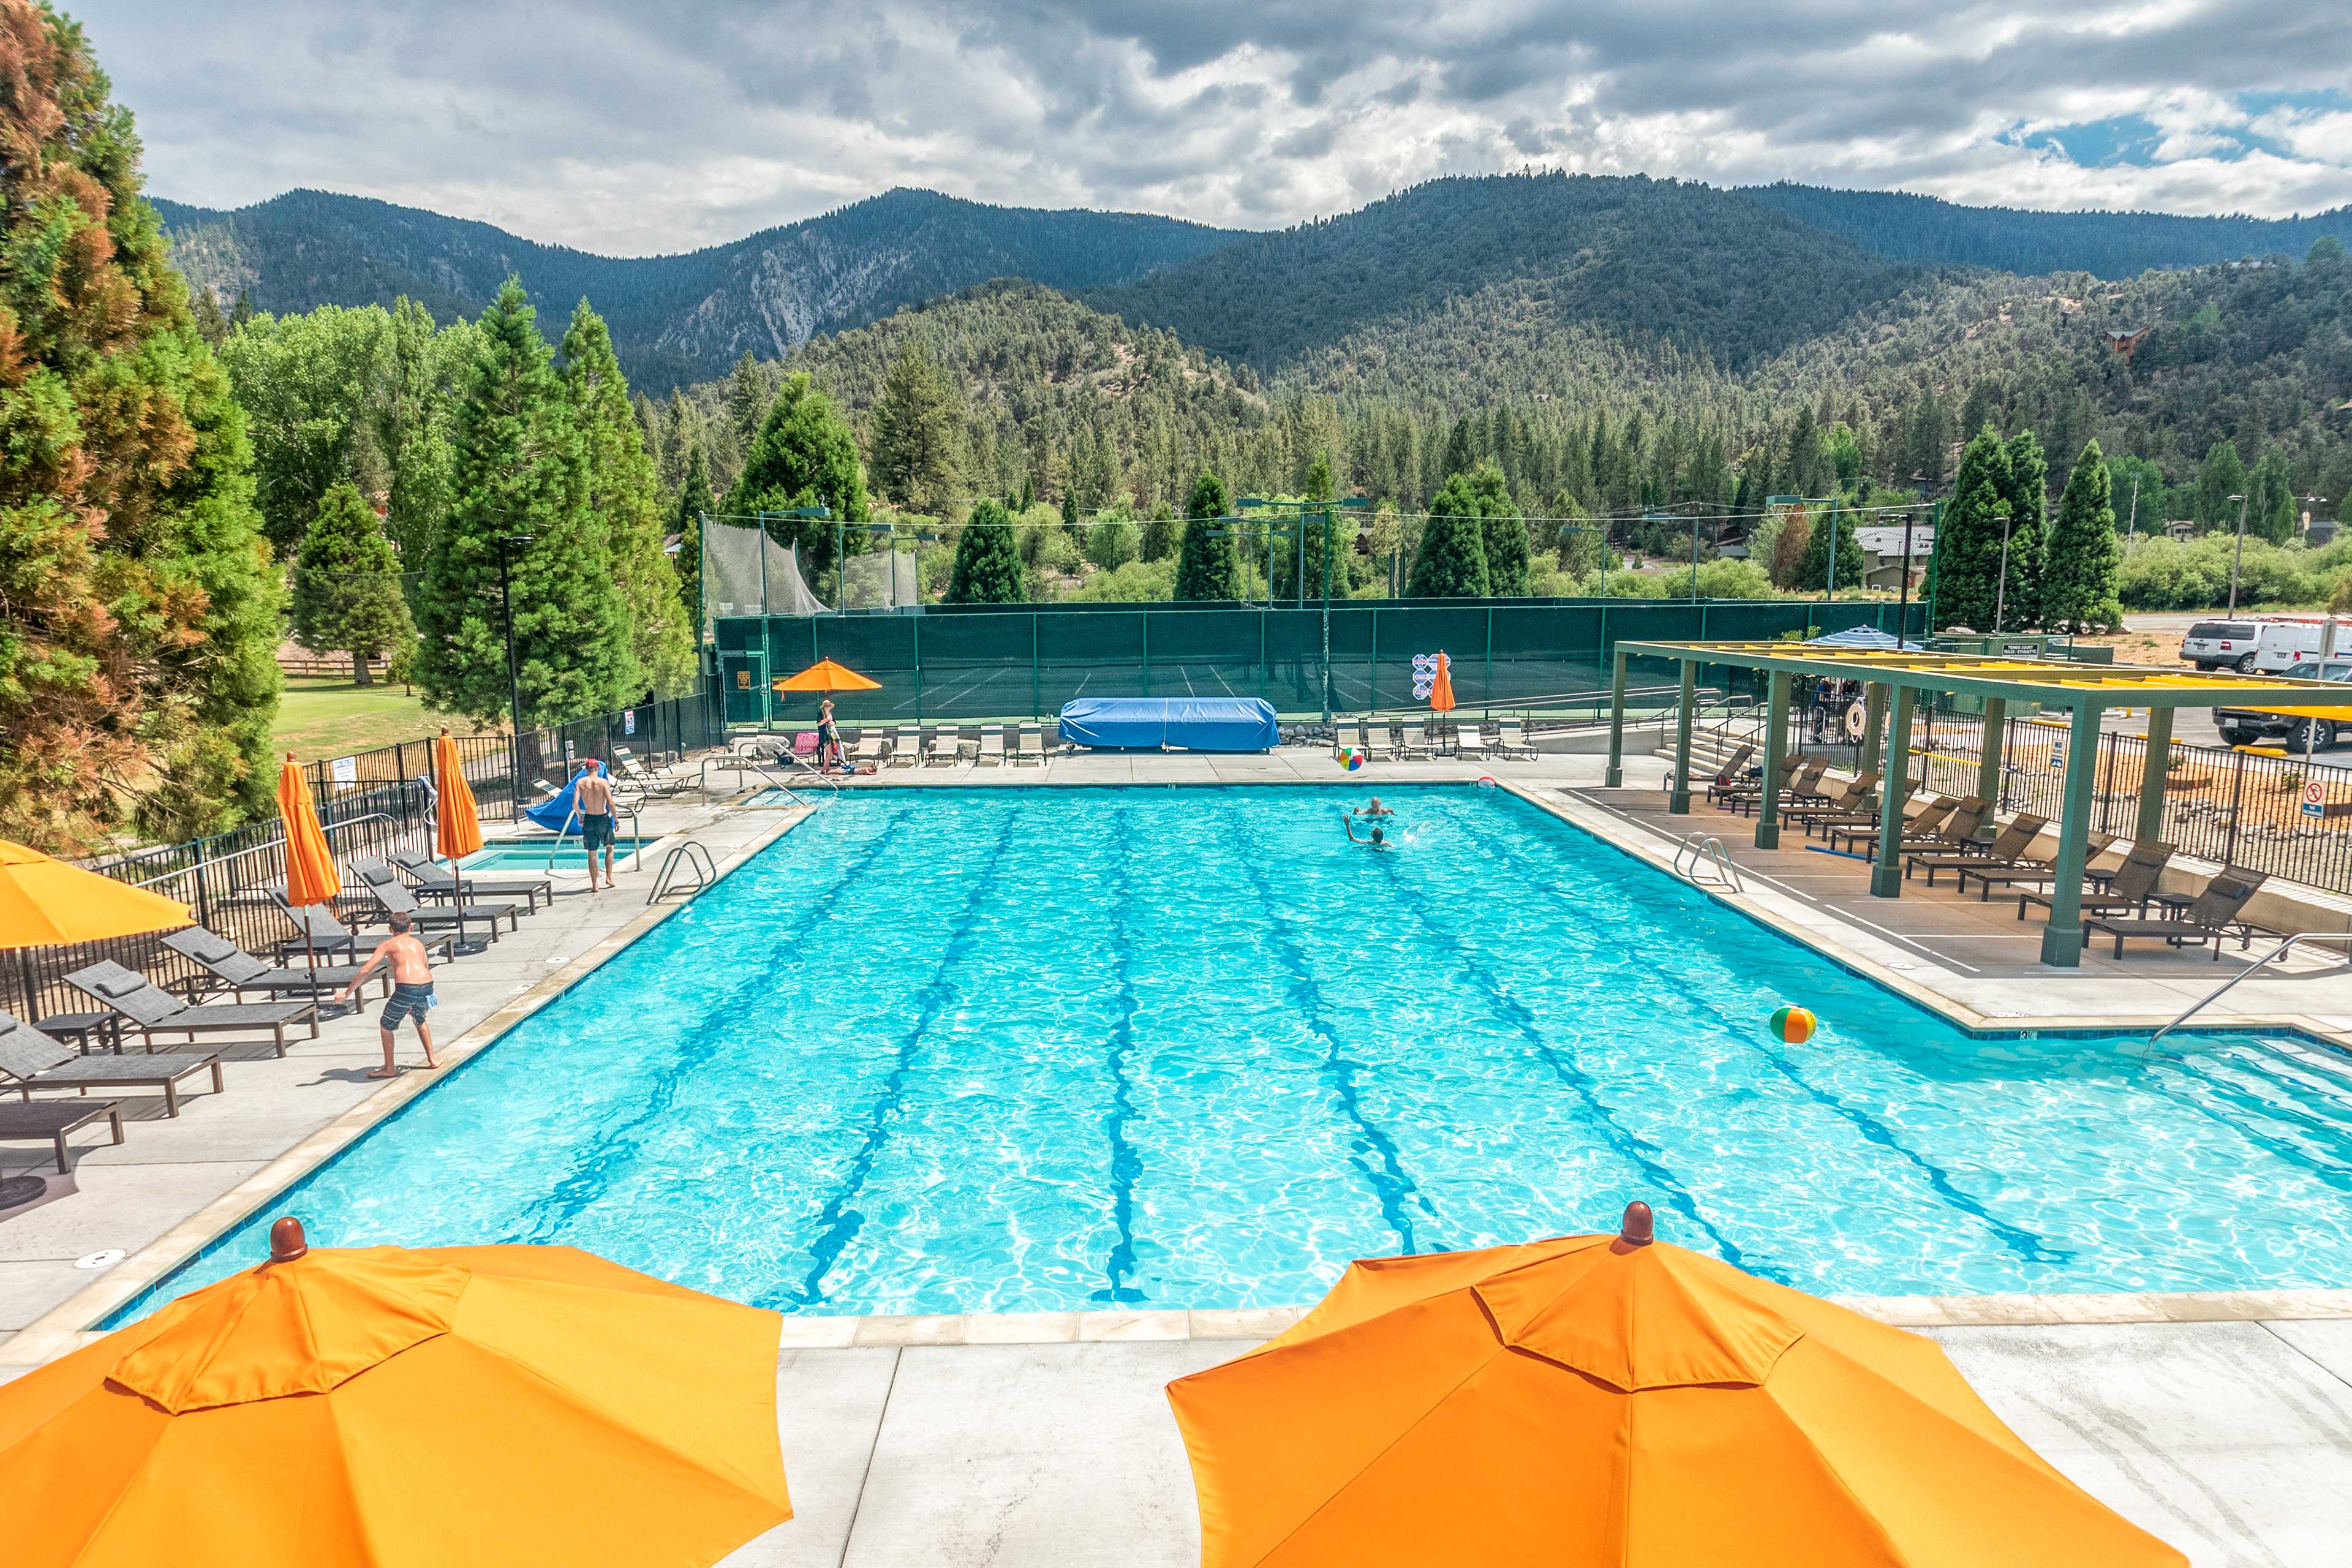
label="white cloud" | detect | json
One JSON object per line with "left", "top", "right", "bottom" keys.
{"left": 73, "top": 0, "right": 2352, "bottom": 254}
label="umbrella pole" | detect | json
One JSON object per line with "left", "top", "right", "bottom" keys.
{"left": 437, "top": 740, "right": 489, "bottom": 957}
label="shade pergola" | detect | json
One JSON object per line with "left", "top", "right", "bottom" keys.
{"left": 1604, "top": 641, "right": 2352, "bottom": 968}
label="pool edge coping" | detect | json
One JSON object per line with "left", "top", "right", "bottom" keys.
{"left": 0, "top": 807, "right": 813, "bottom": 1368}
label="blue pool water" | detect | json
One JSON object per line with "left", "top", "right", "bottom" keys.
{"left": 463, "top": 840, "right": 654, "bottom": 870}
{"left": 119, "top": 786, "right": 2352, "bottom": 1320}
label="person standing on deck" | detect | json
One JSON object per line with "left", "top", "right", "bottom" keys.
{"left": 575, "top": 758, "right": 619, "bottom": 890}
{"left": 336, "top": 911, "right": 440, "bottom": 1078}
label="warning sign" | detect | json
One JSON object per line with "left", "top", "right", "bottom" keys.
{"left": 2304, "top": 780, "right": 2326, "bottom": 818}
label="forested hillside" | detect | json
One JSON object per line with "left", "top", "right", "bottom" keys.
{"left": 1746, "top": 184, "right": 2352, "bottom": 277}
{"left": 159, "top": 187, "right": 1238, "bottom": 387}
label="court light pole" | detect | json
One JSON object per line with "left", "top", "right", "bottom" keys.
{"left": 495, "top": 532, "right": 536, "bottom": 811}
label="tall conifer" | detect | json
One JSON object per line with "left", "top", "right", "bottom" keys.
{"left": 946, "top": 498, "right": 1024, "bottom": 603}
{"left": 290, "top": 483, "right": 413, "bottom": 687}
{"left": 1174, "top": 471, "right": 1238, "bottom": 600}
{"left": 2042, "top": 440, "right": 2124, "bottom": 633}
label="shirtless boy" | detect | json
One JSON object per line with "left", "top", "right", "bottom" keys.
{"left": 575, "top": 758, "right": 618, "bottom": 890}
{"left": 338, "top": 911, "right": 440, "bottom": 1077}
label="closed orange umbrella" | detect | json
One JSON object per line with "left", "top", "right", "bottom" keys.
{"left": 1168, "top": 1203, "right": 2185, "bottom": 1567}
{"left": 1426, "top": 650, "right": 1455, "bottom": 713}
{"left": 276, "top": 755, "right": 339, "bottom": 911}
{"left": 431, "top": 729, "right": 484, "bottom": 861}
{"left": 771, "top": 658, "right": 881, "bottom": 693}
{"left": 0, "top": 1218, "right": 793, "bottom": 1568}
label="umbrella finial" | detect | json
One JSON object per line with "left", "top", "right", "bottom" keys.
{"left": 268, "top": 1216, "right": 309, "bottom": 1263}
{"left": 1618, "top": 1200, "right": 1655, "bottom": 1247}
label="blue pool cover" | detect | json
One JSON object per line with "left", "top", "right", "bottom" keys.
{"left": 1058, "top": 696, "right": 1278, "bottom": 752}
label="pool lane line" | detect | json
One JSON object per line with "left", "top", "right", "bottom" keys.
{"left": 1092, "top": 809, "right": 1147, "bottom": 1303}
{"left": 1360, "top": 843, "right": 1755, "bottom": 1273}
{"left": 1225, "top": 815, "right": 1432, "bottom": 1254}
{"left": 790, "top": 811, "right": 1025, "bottom": 1308}
{"left": 504, "top": 805, "right": 923, "bottom": 1246}
{"left": 1479, "top": 826, "right": 2073, "bottom": 1268}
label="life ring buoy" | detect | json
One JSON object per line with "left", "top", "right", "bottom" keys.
{"left": 1842, "top": 701, "right": 1869, "bottom": 742}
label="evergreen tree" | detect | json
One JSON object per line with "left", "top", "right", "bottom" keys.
{"left": 2247, "top": 447, "right": 2297, "bottom": 545}
{"left": 416, "top": 279, "right": 631, "bottom": 727}
{"left": 869, "top": 344, "right": 962, "bottom": 513}
{"left": 0, "top": 2, "right": 280, "bottom": 850}
{"left": 946, "top": 498, "right": 1023, "bottom": 603}
{"left": 563, "top": 300, "right": 695, "bottom": 696}
{"left": 1139, "top": 500, "right": 1179, "bottom": 562}
{"left": 230, "top": 287, "right": 255, "bottom": 329}
{"left": 1926, "top": 426, "right": 2018, "bottom": 631}
{"left": 2042, "top": 440, "right": 2124, "bottom": 633}
{"left": 192, "top": 286, "right": 228, "bottom": 346}
{"left": 377, "top": 296, "right": 470, "bottom": 600}
{"left": 1998, "top": 431, "right": 2048, "bottom": 626}
{"left": 1422, "top": 461, "right": 1525, "bottom": 595}
{"left": 1174, "top": 470, "right": 1238, "bottom": 601}
{"left": 1796, "top": 502, "right": 1868, "bottom": 596}
{"left": 726, "top": 350, "right": 769, "bottom": 451}
{"left": 1552, "top": 491, "right": 1604, "bottom": 575}
{"left": 2196, "top": 440, "right": 2246, "bottom": 533}
{"left": 723, "top": 371, "right": 870, "bottom": 590}
{"left": 290, "top": 484, "right": 413, "bottom": 687}
{"left": 673, "top": 438, "right": 714, "bottom": 614}
{"left": 1408, "top": 472, "right": 1494, "bottom": 598}
{"left": 1060, "top": 488, "right": 1079, "bottom": 530}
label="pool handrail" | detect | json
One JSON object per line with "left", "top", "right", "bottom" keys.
{"left": 2146, "top": 930, "right": 2352, "bottom": 1041}
{"left": 647, "top": 842, "right": 720, "bottom": 905}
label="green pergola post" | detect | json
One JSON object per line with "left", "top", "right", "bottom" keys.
{"left": 1870, "top": 685, "right": 1916, "bottom": 897}
{"left": 1668, "top": 658, "right": 1696, "bottom": 814}
{"left": 2136, "top": 707, "right": 2174, "bottom": 843}
{"left": 1755, "top": 669, "right": 1791, "bottom": 850}
{"left": 2040, "top": 701, "right": 2106, "bottom": 967}
{"left": 1975, "top": 696, "right": 2008, "bottom": 809}
{"left": 1858, "top": 683, "right": 1887, "bottom": 773}
{"left": 1605, "top": 647, "right": 1629, "bottom": 788}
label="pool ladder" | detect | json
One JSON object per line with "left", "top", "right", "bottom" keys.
{"left": 1671, "top": 832, "right": 1743, "bottom": 894}
{"left": 647, "top": 841, "right": 720, "bottom": 905}
{"left": 2145, "top": 930, "right": 2352, "bottom": 1042}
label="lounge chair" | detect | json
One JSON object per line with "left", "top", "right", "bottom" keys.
{"left": 2084, "top": 868, "right": 2272, "bottom": 960}
{"left": 1496, "top": 719, "right": 1538, "bottom": 761}
{"left": 850, "top": 731, "right": 888, "bottom": 768}
{"left": 64, "top": 962, "right": 319, "bottom": 1058}
{"left": 387, "top": 848, "right": 553, "bottom": 911}
{"left": 271, "top": 901, "right": 370, "bottom": 963}
{"left": 1778, "top": 771, "right": 1880, "bottom": 824}
{"left": 2016, "top": 839, "right": 2176, "bottom": 927}
{"left": 1012, "top": 725, "right": 1046, "bottom": 767}
{"left": 1825, "top": 794, "right": 1952, "bottom": 856}
{"left": 347, "top": 858, "right": 521, "bottom": 936}
{"left": 161, "top": 927, "right": 390, "bottom": 1002}
{"left": 1398, "top": 718, "right": 1434, "bottom": 760}
{"left": 1455, "top": 723, "right": 1488, "bottom": 763}
{"left": 1362, "top": 720, "right": 1396, "bottom": 762}
{"left": 1705, "top": 745, "right": 1773, "bottom": 807}
{"left": 1953, "top": 830, "right": 2118, "bottom": 901}
{"left": 1726, "top": 757, "right": 1828, "bottom": 818}
{"left": 1, "top": 1009, "right": 221, "bottom": 1118}
{"left": 1884, "top": 795, "right": 1990, "bottom": 859}
{"left": 0, "top": 1098, "right": 124, "bottom": 1172}
{"left": 1905, "top": 812, "right": 2048, "bottom": 886}
{"left": 927, "top": 726, "right": 963, "bottom": 766}
{"left": 609, "top": 745, "right": 689, "bottom": 798}
{"left": 891, "top": 726, "right": 922, "bottom": 767}
{"left": 976, "top": 725, "right": 1006, "bottom": 766}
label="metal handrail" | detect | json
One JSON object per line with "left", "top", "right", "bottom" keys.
{"left": 547, "top": 799, "right": 644, "bottom": 872}
{"left": 2147, "top": 931, "right": 2352, "bottom": 1041}
{"left": 701, "top": 753, "right": 830, "bottom": 803}
{"left": 647, "top": 841, "right": 719, "bottom": 905}
{"left": 124, "top": 811, "right": 420, "bottom": 892}
{"left": 1671, "top": 832, "right": 1743, "bottom": 892}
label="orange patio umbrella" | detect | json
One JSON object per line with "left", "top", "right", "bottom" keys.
{"left": 276, "top": 755, "right": 341, "bottom": 990}
{"left": 1168, "top": 1202, "right": 2185, "bottom": 1567}
{"left": 1426, "top": 650, "right": 1455, "bottom": 713}
{"left": 771, "top": 658, "right": 882, "bottom": 693}
{"left": 0, "top": 1218, "right": 794, "bottom": 1568}
{"left": 431, "top": 729, "right": 488, "bottom": 954}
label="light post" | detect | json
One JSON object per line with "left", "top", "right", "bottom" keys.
{"left": 495, "top": 532, "right": 535, "bottom": 809}
{"left": 2226, "top": 492, "right": 2249, "bottom": 614}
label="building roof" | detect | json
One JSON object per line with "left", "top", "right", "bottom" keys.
{"left": 1852, "top": 526, "right": 1935, "bottom": 556}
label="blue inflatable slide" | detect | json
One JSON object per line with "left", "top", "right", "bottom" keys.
{"left": 1057, "top": 697, "right": 1279, "bottom": 753}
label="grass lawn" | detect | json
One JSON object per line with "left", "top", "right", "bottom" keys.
{"left": 270, "top": 676, "right": 494, "bottom": 763}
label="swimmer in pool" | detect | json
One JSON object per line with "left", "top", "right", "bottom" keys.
{"left": 1352, "top": 797, "right": 1395, "bottom": 818}
{"left": 1341, "top": 812, "right": 1392, "bottom": 851}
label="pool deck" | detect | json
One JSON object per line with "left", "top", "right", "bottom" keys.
{"left": 8, "top": 744, "right": 2352, "bottom": 1563}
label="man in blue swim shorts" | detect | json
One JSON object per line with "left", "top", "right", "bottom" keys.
{"left": 574, "top": 758, "right": 618, "bottom": 890}
{"left": 336, "top": 911, "right": 441, "bottom": 1077}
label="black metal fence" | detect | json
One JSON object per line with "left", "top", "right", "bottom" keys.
{"left": 3, "top": 686, "right": 724, "bottom": 1025}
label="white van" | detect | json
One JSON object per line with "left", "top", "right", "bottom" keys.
{"left": 2181, "top": 617, "right": 2332, "bottom": 673}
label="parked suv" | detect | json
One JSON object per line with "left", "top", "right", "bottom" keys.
{"left": 2215, "top": 659, "right": 2352, "bottom": 750}
{"left": 2180, "top": 617, "right": 2333, "bottom": 673}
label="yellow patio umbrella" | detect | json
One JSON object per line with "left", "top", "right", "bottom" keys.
{"left": 0, "top": 1217, "right": 794, "bottom": 1568}
{"left": 1426, "top": 650, "right": 1455, "bottom": 713}
{"left": 276, "top": 755, "right": 341, "bottom": 992}
{"left": 771, "top": 658, "right": 881, "bottom": 693}
{"left": 1167, "top": 1202, "right": 2185, "bottom": 1567}
{"left": 431, "top": 729, "right": 488, "bottom": 954}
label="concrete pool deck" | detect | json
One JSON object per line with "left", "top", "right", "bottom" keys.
{"left": 7, "top": 744, "right": 2352, "bottom": 1564}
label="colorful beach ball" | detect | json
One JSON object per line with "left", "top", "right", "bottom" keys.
{"left": 1768, "top": 1006, "right": 1817, "bottom": 1044}
{"left": 1340, "top": 747, "right": 1366, "bottom": 771}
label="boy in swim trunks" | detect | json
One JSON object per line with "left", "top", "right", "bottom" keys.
{"left": 1341, "top": 812, "right": 1393, "bottom": 851}
{"left": 337, "top": 911, "right": 441, "bottom": 1077}
{"left": 574, "top": 758, "right": 617, "bottom": 890}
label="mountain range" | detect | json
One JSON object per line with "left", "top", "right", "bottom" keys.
{"left": 159, "top": 178, "right": 2352, "bottom": 389}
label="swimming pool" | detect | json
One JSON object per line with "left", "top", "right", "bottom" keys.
{"left": 118, "top": 785, "right": 2352, "bottom": 1321}
{"left": 463, "top": 840, "right": 654, "bottom": 871}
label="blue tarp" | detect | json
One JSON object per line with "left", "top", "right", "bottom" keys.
{"left": 1058, "top": 697, "right": 1279, "bottom": 753}
{"left": 524, "top": 774, "right": 587, "bottom": 835}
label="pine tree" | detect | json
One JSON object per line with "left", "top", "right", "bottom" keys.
{"left": 1926, "top": 426, "right": 2017, "bottom": 632}
{"left": 378, "top": 296, "right": 468, "bottom": 600}
{"left": 674, "top": 438, "right": 713, "bottom": 614}
{"left": 416, "top": 279, "right": 632, "bottom": 727}
{"left": 946, "top": 498, "right": 1024, "bottom": 603}
{"left": 1139, "top": 500, "right": 1179, "bottom": 562}
{"left": 2196, "top": 440, "right": 2246, "bottom": 533}
{"left": 1796, "top": 502, "right": 1868, "bottom": 596}
{"left": 1552, "top": 491, "right": 1604, "bottom": 575}
{"left": 192, "top": 286, "right": 229, "bottom": 346}
{"left": 1998, "top": 431, "right": 2048, "bottom": 627}
{"left": 2042, "top": 440, "right": 2124, "bottom": 633}
{"left": 290, "top": 484, "right": 413, "bottom": 687}
{"left": 726, "top": 350, "right": 769, "bottom": 451}
{"left": 564, "top": 300, "right": 695, "bottom": 696}
{"left": 0, "top": 1, "right": 281, "bottom": 850}
{"left": 1408, "top": 472, "right": 1494, "bottom": 598}
{"left": 1422, "top": 461, "right": 1524, "bottom": 595}
{"left": 1174, "top": 470, "right": 1238, "bottom": 601}
{"left": 870, "top": 344, "right": 962, "bottom": 513}
{"left": 230, "top": 287, "right": 255, "bottom": 329}
{"left": 2248, "top": 447, "right": 2297, "bottom": 545}
{"left": 1060, "top": 488, "right": 1079, "bottom": 531}
{"left": 723, "top": 371, "right": 869, "bottom": 597}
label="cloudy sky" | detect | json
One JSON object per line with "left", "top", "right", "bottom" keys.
{"left": 77, "top": 0, "right": 2352, "bottom": 255}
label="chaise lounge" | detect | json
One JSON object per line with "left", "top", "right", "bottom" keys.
{"left": 161, "top": 926, "right": 391, "bottom": 1002}
{"left": 2082, "top": 867, "right": 2272, "bottom": 960}
{"left": 64, "top": 962, "right": 320, "bottom": 1058}
{"left": 0, "top": 1008, "right": 224, "bottom": 1117}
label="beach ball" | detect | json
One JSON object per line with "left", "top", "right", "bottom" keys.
{"left": 1768, "top": 1006, "right": 1817, "bottom": 1044}
{"left": 1340, "top": 747, "right": 1366, "bottom": 771}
